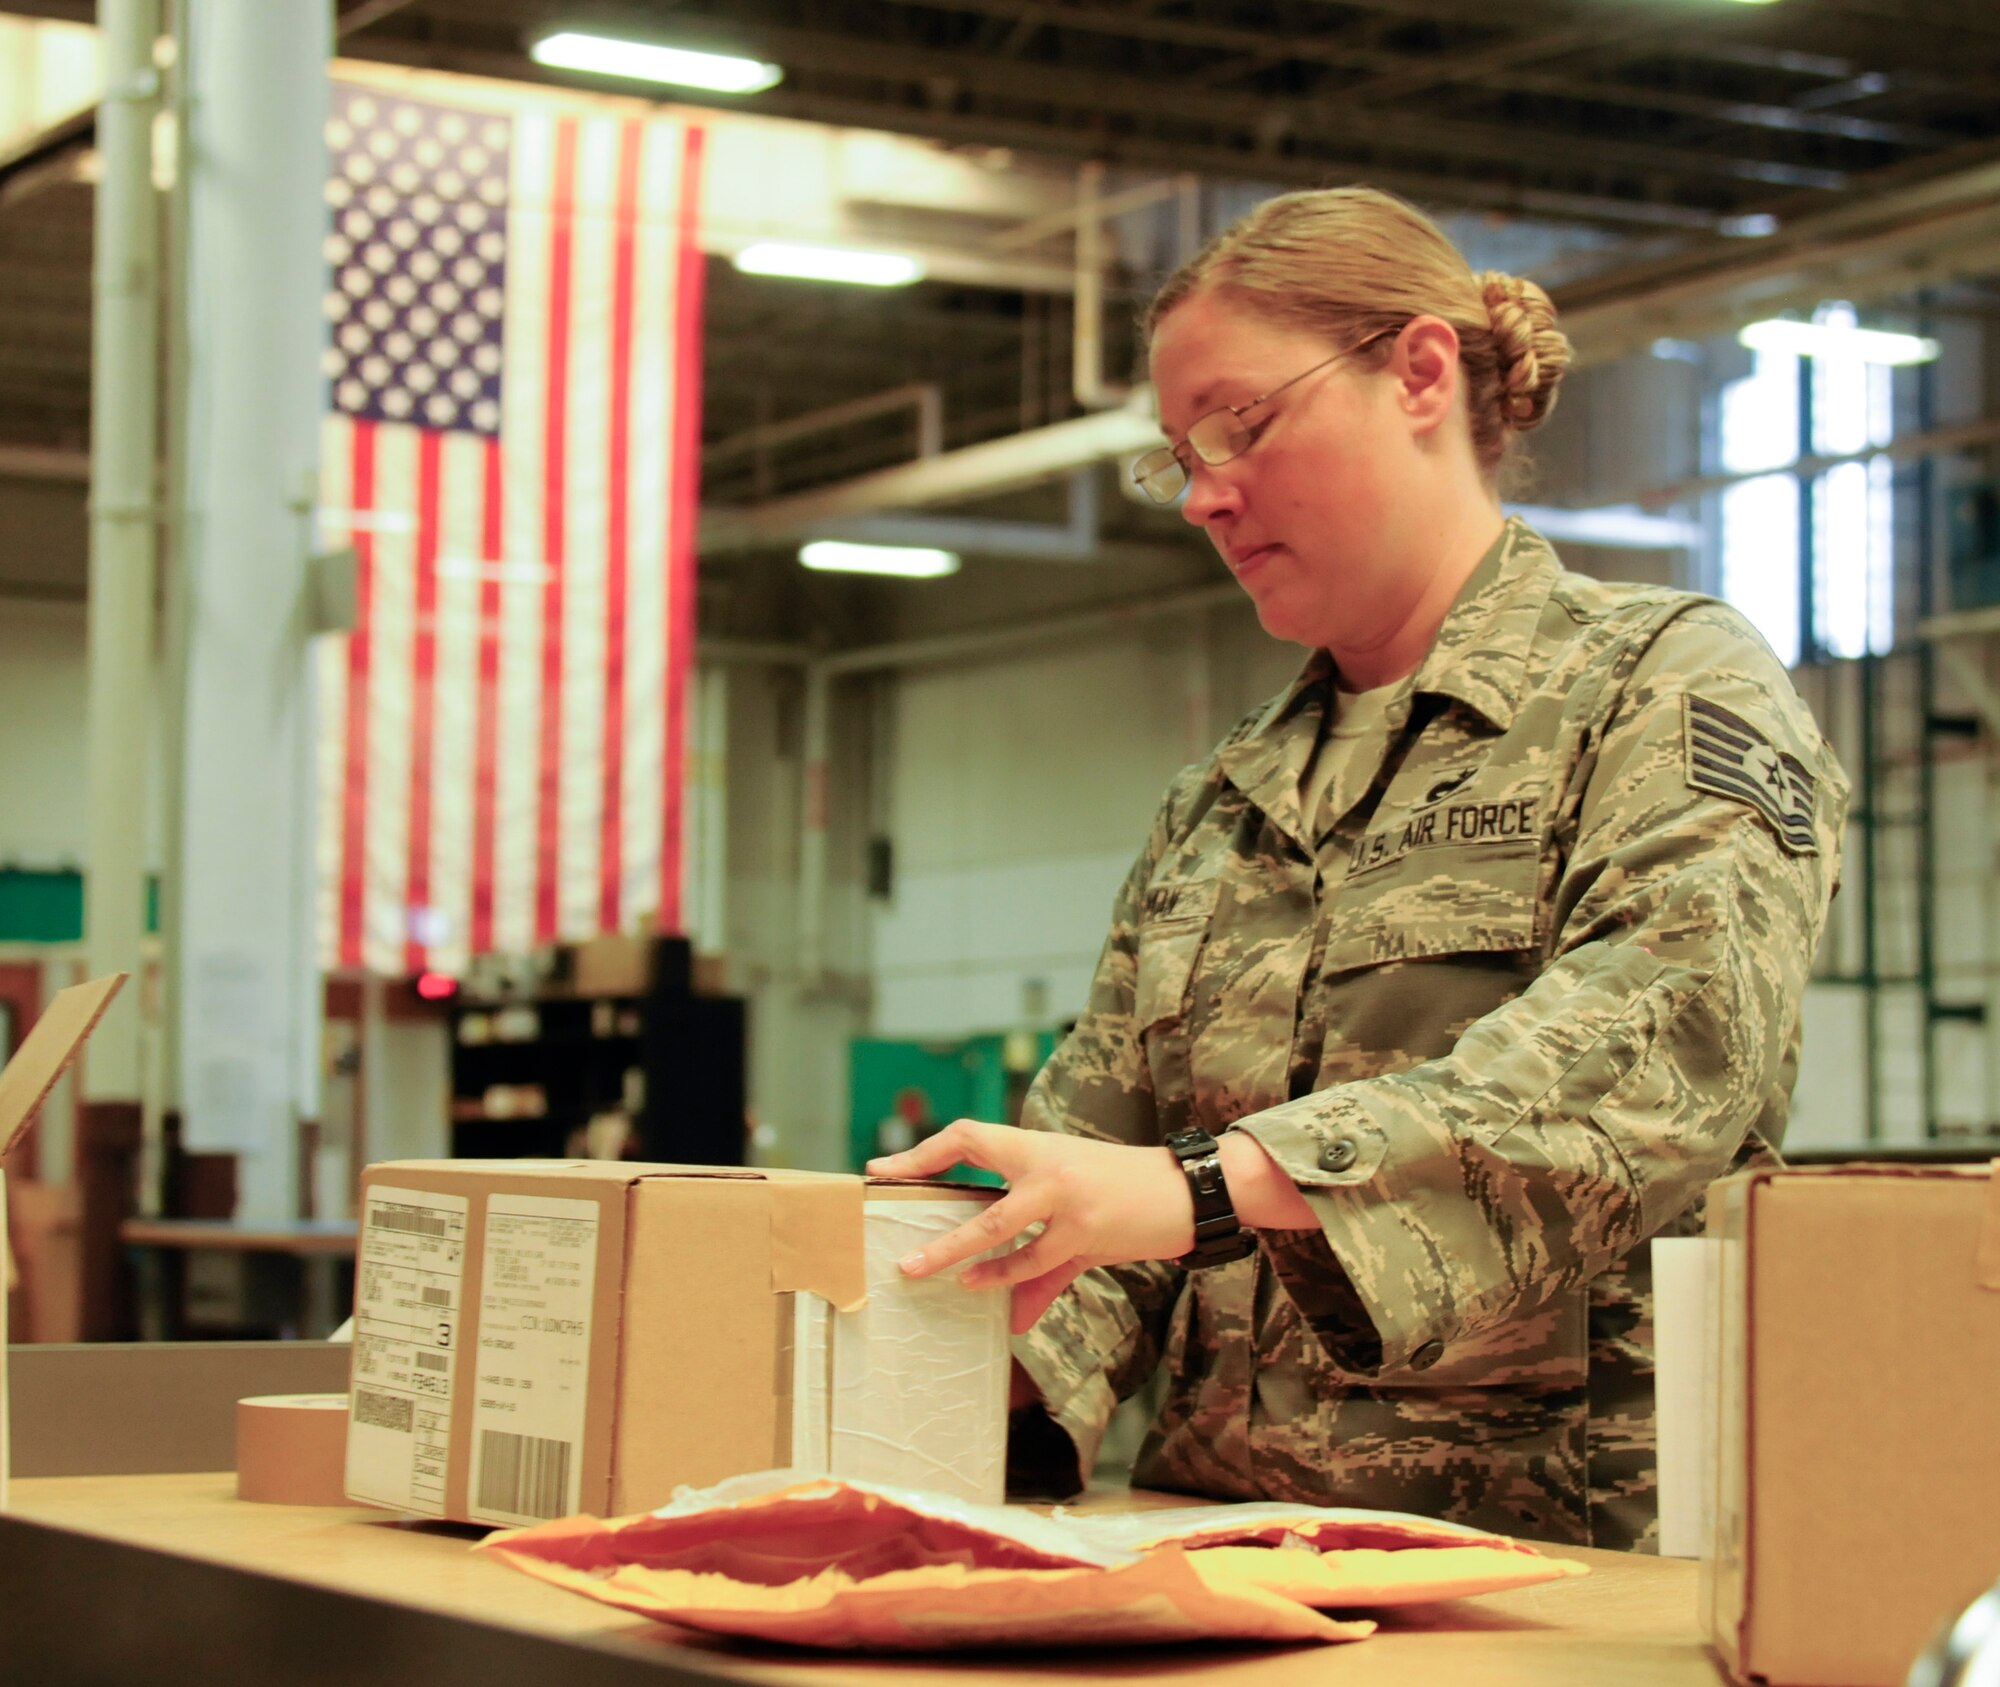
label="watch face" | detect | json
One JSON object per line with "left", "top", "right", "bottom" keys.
{"left": 1165, "top": 1126, "right": 1218, "bottom": 1161}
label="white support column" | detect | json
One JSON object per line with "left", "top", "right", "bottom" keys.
{"left": 797, "top": 667, "right": 832, "bottom": 989}
{"left": 81, "top": 0, "right": 160, "bottom": 1120}
{"left": 691, "top": 663, "right": 730, "bottom": 955}
{"left": 165, "top": 0, "right": 330, "bottom": 1222}
{"left": 1986, "top": 641, "right": 2000, "bottom": 1135}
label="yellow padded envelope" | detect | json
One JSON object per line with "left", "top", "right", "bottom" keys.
{"left": 477, "top": 1472, "right": 1586, "bottom": 1650}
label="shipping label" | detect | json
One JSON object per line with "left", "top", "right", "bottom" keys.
{"left": 467, "top": 1193, "right": 600, "bottom": 1525}
{"left": 347, "top": 1185, "right": 469, "bottom": 1515}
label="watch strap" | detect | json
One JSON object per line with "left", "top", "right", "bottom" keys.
{"left": 1164, "top": 1126, "right": 1257, "bottom": 1268}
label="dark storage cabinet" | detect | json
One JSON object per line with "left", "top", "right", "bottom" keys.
{"left": 446, "top": 935, "right": 746, "bottom": 1166}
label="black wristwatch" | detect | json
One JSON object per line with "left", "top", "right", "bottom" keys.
{"left": 1164, "top": 1125, "right": 1258, "bottom": 1269}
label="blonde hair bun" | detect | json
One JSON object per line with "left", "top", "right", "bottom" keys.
{"left": 1477, "top": 270, "right": 1569, "bottom": 434}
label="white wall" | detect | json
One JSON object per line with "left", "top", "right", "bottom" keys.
{"left": 871, "top": 596, "right": 1295, "bottom": 1038}
{"left": 0, "top": 598, "right": 87, "bottom": 867}
{"left": 719, "top": 661, "right": 873, "bottom": 1171}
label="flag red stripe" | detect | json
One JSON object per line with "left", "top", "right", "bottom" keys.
{"left": 661, "top": 125, "right": 707, "bottom": 935}
{"left": 535, "top": 116, "right": 578, "bottom": 944}
{"left": 600, "top": 119, "right": 642, "bottom": 933}
{"left": 470, "top": 437, "right": 503, "bottom": 956}
{"left": 339, "top": 422, "right": 378, "bottom": 970}
{"left": 402, "top": 429, "right": 444, "bottom": 975}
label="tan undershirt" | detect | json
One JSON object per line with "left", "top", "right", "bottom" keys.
{"left": 1298, "top": 678, "right": 1399, "bottom": 843}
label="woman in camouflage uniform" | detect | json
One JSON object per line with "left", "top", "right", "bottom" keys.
{"left": 869, "top": 187, "right": 1847, "bottom": 1550}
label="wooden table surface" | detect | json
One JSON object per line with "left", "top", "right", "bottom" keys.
{"left": 7, "top": 1473, "right": 1727, "bottom": 1686}
{"left": 119, "top": 1219, "right": 359, "bottom": 1256}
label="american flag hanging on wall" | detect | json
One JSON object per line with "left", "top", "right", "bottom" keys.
{"left": 315, "top": 78, "right": 706, "bottom": 977}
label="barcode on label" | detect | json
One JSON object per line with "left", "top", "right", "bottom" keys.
{"left": 420, "top": 1285, "right": 452, "bottom": 1307}
{"left": 354, "top": 1388, "right": 414, "bottom": 1433}
{"left": 477, "top": 1430, "right": 573, "bottom": 1521}
{"left": 414, "top": 1351, "right": 447, "bottom": 1372}
{"left": 373, "top": 1206, "right": 451, "bottom": 1238}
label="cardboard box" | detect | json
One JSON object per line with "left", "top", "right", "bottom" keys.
{"left": 570, "top": 933, "right": 656, "bottom": 998}
{"left": 345, "top": 1159, "right": 1008, "bottom": 1526}
{"left": 691, "top": 952, "right": 728, "bottom": 997}
{"left": 1703, "top": 1162, "right": 2000, "bottom": 1687}
{"left": 0, "top": 974, "right": 127, "bottom": 1509}
{"left": 5, "top": 1178, "right": 83, "bottom": 1343}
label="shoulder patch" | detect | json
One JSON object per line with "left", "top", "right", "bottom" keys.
{"left": 1683, "top": 694, "right": 1818, "bottom": 855}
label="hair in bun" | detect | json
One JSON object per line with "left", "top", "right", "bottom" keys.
{"left": 1147, "top": 187, "right": 1574, "bottom": 475}
{"left": 1478, "top": 270, "right": 1569, "bottom": 435}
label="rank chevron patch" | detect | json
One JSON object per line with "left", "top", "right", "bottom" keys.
{"left": 1683, "top": 694, "right": 1818, "bottom": 855}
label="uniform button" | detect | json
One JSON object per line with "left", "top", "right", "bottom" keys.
{"left": 1409, "top": 1340, "right": 1445, "bottom": 1372}
{"left": 1317, "top": 1138, "right": 1358, "bottom": 1173}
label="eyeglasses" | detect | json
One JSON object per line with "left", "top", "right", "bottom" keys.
{"left": 1131, "top": 328, "right": 1399, "bottom": 505}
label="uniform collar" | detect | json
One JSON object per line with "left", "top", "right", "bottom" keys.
{"left": 1214, "top": 519, "right": 1559, "bottom": 839}
{"left": 1215, "top": 649, "right": 1331, "bottom": 845}
{"left": 1237, "top": 516, "right": 1558, "bottom": 746}
{"left": 1403, "top": 516, "right": 1561, "bottom": 734}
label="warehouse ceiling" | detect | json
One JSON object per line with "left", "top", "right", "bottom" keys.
{"left": 0, "top": 0, "right": 1997, "bottom": 630}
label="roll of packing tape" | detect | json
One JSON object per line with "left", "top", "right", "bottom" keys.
{"left": 235, "top": 1393, "right": 351, "bottom": 1507}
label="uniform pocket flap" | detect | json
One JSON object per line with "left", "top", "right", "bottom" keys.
{"left": 1323, "top": 841, "right": 1540, "bottom": 974}
{"left": 1134, "top": 880, "right": 1221, "bottom": 1029}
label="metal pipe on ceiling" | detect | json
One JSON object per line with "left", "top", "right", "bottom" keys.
{"left": 787, "top": 469, "right": 1183, "bottom": 566}
{"left": 698, "top": 398, "right": 1160, "bottom": 553}
{"left": 817, "top": 578, "right": 1242, "bottom": 677}
{"left": 1072, "top": 161, "right": 1130, "bottom": 412}
{"left": 706, "top": 382, "right": 944, "bottom": 467}
{"left": 697, "top": 578, "right": 1245, "bottom": 678}
{"left": 708, "top": 151, "right": 2000, "bottom": 543}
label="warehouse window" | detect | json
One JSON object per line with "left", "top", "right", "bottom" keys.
{"left": 1717, "top": 303, "right": 1897, "bottom": 666}
{"left": 1809, "top": 304, "right": 1897, "bottom": 659}
{"left": 1718, "top": 343, "right": 1802, "bottom": 667}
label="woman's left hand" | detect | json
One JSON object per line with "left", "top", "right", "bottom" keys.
{"left": 866, "top": 1121, "right": 1193, "bottom": 1334}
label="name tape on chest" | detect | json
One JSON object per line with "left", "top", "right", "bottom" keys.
{"left": 1683, "top": 694, "right": 1817, "bottom": 855}
{"left": 1143, "top": 881, "right": 1220, "bottom": 923}
{"left": 1349, "top": 794, "right": 1540, "bottom": 877}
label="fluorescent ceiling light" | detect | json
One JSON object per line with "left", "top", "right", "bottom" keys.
{"left": 1738, "top": 318, "right": 1940, "bottom": 366}
{"left": 734, "top": 243, "right": 923, "bottom": 287}
{"left": 800, "top": 540, "right": 960, "bottom": 578}
{"left": 530, "top": 31, "right": 782, "bottom": 94}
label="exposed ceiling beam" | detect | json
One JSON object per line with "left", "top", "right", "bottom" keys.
{"left": 1332, "top": 14, "right": 1672, "bottom": 109}
{"left": 336, "top": 0, "right": 419, "bottom": 30}
{"left": 0, "top": 1, "right": 93, "bottom": 20}
{"left": 393, "top": 12, "right": 1852, "bottom": 195}
{"left": 344, "top": 37, "right": 1728, "bottom": 231}
{"left": 700, "top": 401, "right": 1161, "bottom": 550}
{"left": 0, "top": 106, "right": 94, "bottom": 204}
{"left": 0, "top": 442, "right": 87, "bottom": 481}
{"left": 1557, "top": 149, "right": 2000, "bottom": 359}
{"left": 710, "top": 145, "right": 2000, "bottom": 532}
{"left": 776, "top": 0, "right": 1944, "bottom": 106}
{"left": 1463, "top": 67, "right": 1947, "bottom": 149}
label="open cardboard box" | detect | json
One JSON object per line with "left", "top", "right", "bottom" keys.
{"left": 0, "top": 973, "right": 127, "bottom": 1509}
{"left": 347, "top": 1158, "right": 1010, "bottom": 1526}
{"left": 1703, "top": 1161, "right": 2000, "bottom": 1687}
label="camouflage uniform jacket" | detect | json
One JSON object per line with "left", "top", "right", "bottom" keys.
{"left": 1008, "top": 518, "right": 1849, "bottom": 1549}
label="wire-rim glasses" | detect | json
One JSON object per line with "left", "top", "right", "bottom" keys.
{"left": 1131, "top": 327, "right": 1399, "bottom": 505}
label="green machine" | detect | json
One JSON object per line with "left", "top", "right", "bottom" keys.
{"left": 847, "top": 1029, "right": 1062, "bottom": 1183}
